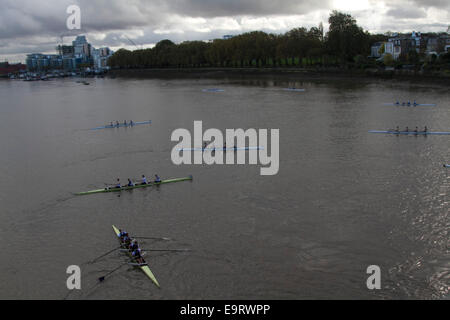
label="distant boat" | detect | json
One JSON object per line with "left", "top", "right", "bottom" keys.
{"left": 202, "top": 88, "right": 225, "bottom": 92}
{"left": 283, "top": 88, "right": 305, "bottom": 92}
{"left": 90, "top": 120, "right": 152, "bottom": 131}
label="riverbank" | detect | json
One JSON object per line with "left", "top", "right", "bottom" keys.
{"left": 108, "top": 67, "right": 450, "bottom": 84}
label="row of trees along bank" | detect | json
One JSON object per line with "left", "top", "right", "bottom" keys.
{"left": 107, "top": 11, "right": 388, "bottom": 69}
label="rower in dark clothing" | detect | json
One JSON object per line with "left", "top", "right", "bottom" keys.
{"left": 131, "top": 248, "right": 145, "bottom": 265}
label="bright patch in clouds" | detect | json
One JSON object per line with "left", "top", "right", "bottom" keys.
{"left": 332, "top": 0, "right": 370, "bottom": 11}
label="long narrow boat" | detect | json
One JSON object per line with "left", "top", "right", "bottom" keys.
{"left": 383, "top": 103, "right": 436, "bottom": 107}
{"left": 202, "top": 88, "right": 225, "bottom": 92}
{"left": 112, "top": 225, "right": 160, "bottom": 287}
{"left": 283, "top": 88, "right": 305, "bottom": 92}
{"left": 369, "top": 130, "right": 450, "bottom": 135}
{"left": 178, "top": 147, "right": 264, "bottom": 152}
{"left": 76, "top": 176, "right": 193, "bottom": 196}
{"left": 91, "top": 120, "right": 152, "bottom": 131}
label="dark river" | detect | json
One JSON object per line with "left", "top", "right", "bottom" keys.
{"left": 0, "top": 75, "right": 448, "bottom": 299}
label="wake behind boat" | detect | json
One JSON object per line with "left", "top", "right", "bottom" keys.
{"left": 91, "top": 120, "right": 152, "bottom": 130}
{"left": 76, "top": 175, "right": 193, "bottom": 196}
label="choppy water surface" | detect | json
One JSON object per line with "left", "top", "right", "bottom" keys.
{"left": 0, "top": 76, "right": 448, "bottom": 299}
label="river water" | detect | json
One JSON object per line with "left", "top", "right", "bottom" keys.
{"left": 0, "top": 76, "right": 448, "bottom": 299}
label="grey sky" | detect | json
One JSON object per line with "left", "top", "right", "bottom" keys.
{"left": 0, "top": 0, "right": 449, "bottom": 62}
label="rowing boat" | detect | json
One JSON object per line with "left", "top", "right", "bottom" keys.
{"left": 76, "top": 176, "right": 193, "bottom": 196}
{"left": 369, "top": 130, "right": 450, "bottom": 135}
{"left": 91, "top": 120, "right": 152, "bottom": 131}
{"left": 178, "top": 147, "right": 264, "bottom": 152}
{"left": 383, "top": 103, "right": 436, "bottom": 107}
{"left": 444, "top": 164, "right": 450, "bottom": 168}
{"left": 112, "top": 225, "right": 160, "bottom": 287}
{"left": 202, "top": 88, "right": 225, "bottom": 92}
{"left": 283, "top": 88, "right": 305, "bottom": 92}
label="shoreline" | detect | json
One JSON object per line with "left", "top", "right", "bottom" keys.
{"left": 108, "top": 67, "right": 450, "bottom": 84}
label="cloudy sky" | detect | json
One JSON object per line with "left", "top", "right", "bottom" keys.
{"left": 1, "top": 0, "right": 449, "bottom": 63}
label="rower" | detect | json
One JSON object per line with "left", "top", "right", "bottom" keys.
{"left": 129, "top": 239, "right": 139, "bottom": 252}
{"left": 413, "top": 100, "right": 417, "bottom": 106}
{"left": 424, "top": 126, "right": 428, "bottom": 132}
{"left": 127, "top": 178, "right": 135, "bottom": 187}
{"left": 141, "top": 175, "right": 148, "bottom": 185}
{"left": 223, "top": 142, "right": 227, "bottom": 151}
{"left": 118, "top": 229, "right": 129, "bottom": 239}
{"left": 119, "top": 230, "right": 131, "bottom": 246}
{"left": 110, "top": 122, "right": 113, "bottom": 127}
{"left": 124, "top": 120, "right": 127, "bottom": 126}
{"left": 414, "top": 126, "right": 418, "bottom": 133}
{"left": 405, "top": 126, "right": 409, "bottom": 132}
{"left": 116, "top": 121, "right": 120, "bottom": 127}
{"left": 395, "top": 101, "right": 400, "bottom": 105}
{"left": 131, "top": 248, "right": 145, "bottom": 265}
{"left": 407, "top": 101, "right": 411, "bottom": 106}
{"left": 203, "top": 142, "right": 208, "bottom": 150}
{"left": 154, "top": 175, "right": 162, "bottom": 183}
{"left": 395, "top": 126, "right": 400, "bottom": 133}
{"left": 115, "top": 178, "right": 121, "bottom": 189}
{"left": 130, "top": 120, "right": 134, "bottom": 126}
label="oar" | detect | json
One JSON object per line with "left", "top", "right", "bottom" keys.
{"left": 88, "top": 246, "right": 122, "bottom": 264}
{"left": 133, "top": 236, "right": 172, "bottom": 241}
{"left": 98, "top": 261, "right": 129, "bottom": 282}
{"left": 141, "top": 248, "right": 191, "bottom": 252}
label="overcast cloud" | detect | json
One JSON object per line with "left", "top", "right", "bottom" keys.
{"left": 0, "top": 0, "right": 449, "bottom": 62}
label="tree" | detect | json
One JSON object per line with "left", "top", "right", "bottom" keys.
{"left": 325, "top": 11, "right": 370, "bottom": 63}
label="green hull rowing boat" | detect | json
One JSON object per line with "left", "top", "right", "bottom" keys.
{"left": 112, "top": 225, "right": 160, "bottom": 287}
{"left": 76, "top": 176, "right": 193, "bottom": 196}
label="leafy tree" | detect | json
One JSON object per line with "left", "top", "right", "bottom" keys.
{"left": 325, "top": 11, "right": 370, "bottom": 63}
